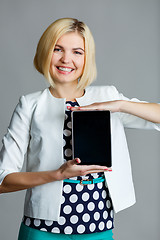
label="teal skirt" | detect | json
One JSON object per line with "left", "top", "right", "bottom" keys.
{"left": 18, "top": 223, "right": 114, "bottom": 240}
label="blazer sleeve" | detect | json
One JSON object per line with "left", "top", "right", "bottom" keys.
{"left": 111, "top": 86, "right": 160, "bottom": 131}
{"left": 0, "top": 95, "right": 31, "bottom": 184}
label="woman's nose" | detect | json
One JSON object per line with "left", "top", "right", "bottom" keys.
{"left": 60, "top": 52, "right": 71, "bottom": 64}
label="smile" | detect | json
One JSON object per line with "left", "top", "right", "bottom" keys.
{"left": 56, "top": 66, "right": 74, "bottom": 73}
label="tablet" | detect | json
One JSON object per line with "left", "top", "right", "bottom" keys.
{"left": 72, "top": 110, "right": 112, "bottom": 167}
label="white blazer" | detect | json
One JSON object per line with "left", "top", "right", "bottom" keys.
{"left": 0, "top": 85, "right": 160, "bottom": 221}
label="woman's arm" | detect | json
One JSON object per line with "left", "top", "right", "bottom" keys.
{"left": 0, "top": 158, "right": 111, "bottom": 194}
{"left": 119, "top": 101, "right": 160, "bottom": 124}
{"left": 68, "top": 100, "right": 160, "bottom": 124}
{"left": 0, "top": 170, "right": 59, "bottom": 193}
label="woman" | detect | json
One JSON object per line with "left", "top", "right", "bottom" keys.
{"left": 0, "top": 18, "right": 160, "bottom": 240}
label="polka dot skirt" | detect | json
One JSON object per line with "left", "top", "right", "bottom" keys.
{"left": 23, "top": 101, "right": 114, "bottom": 234}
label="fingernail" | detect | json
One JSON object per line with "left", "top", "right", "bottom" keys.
{"left": 75, "top": 158, "right": 79, "bottom": 163}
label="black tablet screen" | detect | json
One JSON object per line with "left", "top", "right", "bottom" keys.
{"left": 72, "top": 110, "right": 112, "bottom": 167}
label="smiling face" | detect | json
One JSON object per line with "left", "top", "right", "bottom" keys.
{"left": 50, "top": 32, "right": 85, "bottom": 86}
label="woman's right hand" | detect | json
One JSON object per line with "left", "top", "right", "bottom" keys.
{"left": 56, "top": 158, "right": 112, "bottom": 180}
{"left": 0, "top": 158, "right": 111, "bottom": 194}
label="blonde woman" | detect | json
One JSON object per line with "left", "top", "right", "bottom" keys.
{"left": 0, "top": 18, "right": 160, "bottom": 240}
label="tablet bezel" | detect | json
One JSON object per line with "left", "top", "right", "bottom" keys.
{"left": 71, "top": 110, "right": 112, "bottom": 167}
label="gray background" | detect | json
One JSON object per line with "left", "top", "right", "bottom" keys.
{"left": 0, "top": 0, "right": 159, "bottom": 239}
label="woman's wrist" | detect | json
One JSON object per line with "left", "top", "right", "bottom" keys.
{"left": 118, "top": 100, "right": 127, "bottom": 113}
{"left": 50, "top": 169, "right": 64, "bottom": 181}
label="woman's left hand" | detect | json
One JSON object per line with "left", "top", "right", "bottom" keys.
{"left": 67, "top": 100, "right": 123, "bottom": 113}
{"left": 67, "top": 99, "right": 160, "bottom": 123}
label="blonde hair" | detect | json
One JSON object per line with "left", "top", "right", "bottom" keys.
{"left": 34, "top": 18, "right": 97, "bottom": 90}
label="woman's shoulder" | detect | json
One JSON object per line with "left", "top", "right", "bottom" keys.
{"left": 87, "top": 84, "right": 118, "bottom": 91}
{"left": 15, "top": 88, "right": 49, "bottom": 112}
{"left": 86, "top": 85, "right": 120, "bottom": 99}
{"left": 22, "top": 88, "right": 48, "bottom": 105}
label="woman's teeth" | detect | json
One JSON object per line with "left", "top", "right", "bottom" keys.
{"left": 57, "top": 67, "right": 73, "bottom": 72}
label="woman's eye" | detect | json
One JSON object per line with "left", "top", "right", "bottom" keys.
{"left": 74, "top": 51, "right": 83, "bottom": 55}
{"left": 54, "top": 48, "right": 62, "bottom": 52}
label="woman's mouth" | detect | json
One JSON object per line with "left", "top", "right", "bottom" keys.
{"left": 56, "top": 66, "right": 74, "bottom": 74}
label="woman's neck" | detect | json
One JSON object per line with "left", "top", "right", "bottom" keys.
{"left": 49, "top": 85, "right": 85, "bottom": 101}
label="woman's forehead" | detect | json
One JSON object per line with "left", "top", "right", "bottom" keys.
{"left": 56, "top": 32, "right": 84, "bottom": 48}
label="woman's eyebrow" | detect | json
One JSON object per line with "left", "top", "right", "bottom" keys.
{"left": 73, "top": 48, "right": 85, "bottom": 52}
{"left": 55, "top": 44, "right": 85, "bottom": 52}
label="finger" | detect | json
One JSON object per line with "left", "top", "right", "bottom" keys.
{"left": 84, "top": 169, "right": 112, "bottom": 175}
{"left": 82, "top": 165, "right": 109, "bottom": 171}
{"left": 69, "top": 158, "right": 81, "bottom": 166}
{"left": 77, "top": 103, "right": 106, "bottom": 111}
{"left": 77, "top": 105, "right": 97, "bottom": 111}
{"left": 67, "top": 106, "right": 81, "bottom": 111}
{"left": 75, "top": 158, "right": 81, "bottom": 164}
{"left": 67, "top": 105, "right": 98, "bottom": 111}
{"left": 75, "top": 166, "right": 112, "bottom": 176}
{"left": 105, "top": 168, "right": 112, "bottom": 171}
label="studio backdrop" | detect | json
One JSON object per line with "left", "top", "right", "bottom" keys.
{"left": 0, "top": 1, "right": 159, "bottom": 240}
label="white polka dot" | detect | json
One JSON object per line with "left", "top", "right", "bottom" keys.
{"left": 82, "top": 192, "right": 90, "bottom": 201}
{"left": 94, "top": 212, "right": 100, "bottom": 221}
{"left": 69, "top": 194, "right": 78, "bottom": 203}
{"left": 69, "top": 176, "right": 78, "bottom": 180}
{"left": 40, "top": 228, "right": 47, "bottom": 231}
{"left": 61, "top": 195, "right": 65, "bottom": 204}
{"left": 63, "top": 184, "right": 72, "bottom": 194}
{"left": 105, "top": 181, "right": 108, "bottom": 188}
{"left": 45, "top": 220, "right": 53, "bottom": 226}
{"left": 77, "top": 224, "right": 85, "bottom": 233}
{"left": 58, "top": 216, "right": 66, "bottom": 225}
{"left": 64, "top": 148, "right": 72, "bottom": 157}
{"left": 98, "top": 201, "right": 104, "bottom": 210}
{"left": 87, "top": 184, "right": 94, "bottom": 190}
{"left": 82, "top": 213, "right": 90, "bottom": 222}
{"left": 66, "top": 103, "right": 72, "bottom": 107}
{"left": 64, "top": 226, "right": 73, "bottom": 234}
{"left": 25, "top": 218, "right": 31, "bottom": 226}
{"left": 106, "top": 200, "right": 111, "bottom": 209}
{"left": 102, "top": 190, "right": 107, "bottom": 199}
{"left": 63, "top": 139, "right": 66, "bottom": 147}
{"left": 76, "top": 204, "right": 84, "bottom": 213}
{"left": 51, "top": 227, "right": 60, "bottom": 233}
{"left": 63, "top": 205, "right": 72, "bottom": 214}
{"left": 97, "top": 182, "right": 103, "bottom": 189}
{"left": 107, "top": 220, "right": 112, "bottom": 229}
{"left": 90, "top": 173, "right": 99, "bottom": 178}
{"left": 76, "top": 184, "right": 83, "bottom": 192}
{"left": 81, "top": 175, "right": 89, "bottom": 180}
{"left": 93, "top": 191, "right": 99, "bottom": 200}
{"left": 33, "top": 219, "right": 41, "bottom": 227}
{"left": 89, "top": 223, "right": 96, "bottom": 232}
{"left": 67, "top": 122, "right": 72, "bottom": 129}
{"left": 87, "top": 202, "right": 95, "bottom": 211}
{"left": 70, "top": 215, "right": 79, "bottom": 224}
{"left": 103, "top": 210, "right": 108, "bottom": 219}
{"left": 65, "top": 114, "right": 68, "bottom": 120}
{"left": 110, "top": 210, "right": 114, "bottom": 218}
{"left": 64, "top": 129, "right": 71, "bottom": 137}
{"left": 99, "top": 221, "right": 105, "bottom": 230}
